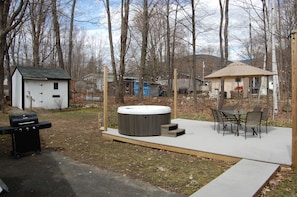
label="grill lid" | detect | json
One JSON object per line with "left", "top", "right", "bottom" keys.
{"left": 9, "top": 113, "right": 38, "bottom": 127}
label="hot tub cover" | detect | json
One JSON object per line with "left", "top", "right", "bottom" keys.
{"left": 117, "top": 105, "right": 171, "bottom": 115}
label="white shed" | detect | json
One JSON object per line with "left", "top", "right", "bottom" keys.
{"left": 12, "top": 66, "right": 71, "bottom": 110}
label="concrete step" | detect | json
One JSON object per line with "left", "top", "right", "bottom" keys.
{"left": 190, "top": 159, "right": 279, "bottom": 197}
{"left": 162, "top": 128, "right": 186, "bottom": 137}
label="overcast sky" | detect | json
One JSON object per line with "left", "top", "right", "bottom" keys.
{"left": 74, "top": 0, "right": 264, "bottom": 61}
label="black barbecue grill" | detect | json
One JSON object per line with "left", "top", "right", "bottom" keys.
{"left": 0, "top": 112, "right": 51, "bottom": 158}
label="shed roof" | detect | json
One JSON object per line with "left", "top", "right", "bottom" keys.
{"left": 15, "top": 66, "right": 71, "bottom": 80}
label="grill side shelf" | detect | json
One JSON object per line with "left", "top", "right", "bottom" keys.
{"left": 37, "top": 121, "right": 52, "bottom": 129}
{"left": 0, "top": 126, "right": 15, "bottom": 134}
{"left": 0, "top": 121, "right": 51, "bottom": 135}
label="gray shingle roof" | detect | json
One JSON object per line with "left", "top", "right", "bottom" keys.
{"left": 16, "top": 66, "right": 71, "bottom": 80}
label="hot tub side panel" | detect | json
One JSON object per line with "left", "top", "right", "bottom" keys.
{"left": 118, "top": 113, "right": 171, "bottom": 136}
{"left": 118, "top": 114, "right": 135, "bottom": 135}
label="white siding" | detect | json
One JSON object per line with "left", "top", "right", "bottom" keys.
{"left": 24, "top": 80, "right": 68, "bottom": 109}
{"left": 12, "top": 69, "right": 23, "bottom": 109}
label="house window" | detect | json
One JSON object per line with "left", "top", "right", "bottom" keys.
{"left": 54, "top": 82, "right": 58, "bottom": 90}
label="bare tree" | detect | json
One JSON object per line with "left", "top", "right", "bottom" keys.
{"left": 170, "top": 1, "right": 179, "bottom": 87}
{"left": 51, "top": 0, "right": 64, "bottom": 69}
{"left": 6, "top": 13, "right": 28, "bottom": 103}
{"left": 103, "top": 0, "right": 117, "bottom": 95}
{"left": 117, "top": 0, "right": 130, "bottom": 103}
{"left": 28, "top": 0, "right": 49, "bottom": 67}
{"left": 219, "top": 0, "right": 224, "bottom": 68}
{"left": 218, "top": 0, "right": 229, "bottom": 109}
{"left": 224, "top": 0, "right": 229, "bottom": 67}
{"left": 0, "top": 0, "right": 28, "bottom": 109}
{"left": 138, "top": 0, "right": 149, "bottom": 101}
{"left": 177, "top": 0, "right": 215, "bottom": 110}
{"left": 165, "top": 0, "right": 171, "bottom": 97}
{"left": 67, "top": 0, "right": 76, "bottom": 76}
{"left": 190, "top": 0, "right": 198, "bottom": 112}
{"left": 280, "top": 0, "right": 297, "bottom": 99}
{"left": 261, "top": 0, "right": 269, "bottom": 105}
{"left": 104, "top": 0, "right": 130, "bottom": 103}
{"left": 162, "top": 0, "right": 183, "bottom": 97}
{"left": 71, "top": 30, "right": 87, "bottom": 80}
{"left": 88, "top": 37, "right": 106, "bottom": 74}
{"left": 139, "top": 3, "right": 166, "bottom": 81}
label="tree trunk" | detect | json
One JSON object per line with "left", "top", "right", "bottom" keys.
{"left": 219, "top": 0, "right": 224, "bottom": 68}
{"left": 224, "top": 0, "right": 229, "bottom": 67}
{"left": 0, "top": 0, "right": 28, "bottom": 110}
{"left": 68, "top": 0, "right": 76, "bottom": 76}
{"left": 277, "top": 0, "right": 285, "bottom": 99}
{"left": 0, "top": 38, "right": 5, "bottom": 110}
{"left": 138, "top": 0, "right": 148, "bottom": 102}
{"left": 5, "top": 44, "right": 11, "bottom": 102}
{"left": 171, "top": 3, "right": 178, "bottom": 89}
{"left": 218, "top": 0, "right": 229, "bottom": 109}
{"left": 118, "top": 0, "right": 130, "bottom": 104}
{"left": 104, "top": 0, "right": 117, "bottom": 102}
{"left": 51, "top": 0, "right": 64, "bottom": 69}
{"left": 166, "top": 0, "right": 172, "bottom": 97}
{"left": 29, "top": 0, "right": 46, "bottom": 67}
{"left": 219, "top": 0, "right": 224, "bottom": 109}
{"left": 191, "top": 0, "right": 198, "bottom": 112}
{"left": 261, "top": 0, "right": 269, "bottom": 106}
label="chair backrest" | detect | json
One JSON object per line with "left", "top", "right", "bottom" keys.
{"left": 253, "top": 106, "right": 262, "bottom": 112}
{"left": 245, "top": 111, "right": 262, "bottom": 126}
{"left": 221, "top": 111, "right": 237, "bottom": 122}
{"left": 221, "top": 105, "right": 234, "bottom": 110}
{"left": 217, "top": 110, "right": 225, "bottom": 123}
{"left": 262, "top": 108, "right": 270, "bottom": 121}
{"left": 211, "top": 108, "right": 224, "bottom": 123}
{"left": 211, "top": 108, "right": 219, "bottom": 122}
{"left": 212, "top": 108, "right": 223, "bottom": 122}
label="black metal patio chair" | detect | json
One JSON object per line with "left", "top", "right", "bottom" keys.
{"left": 242, "top": 111, "right": 262, "bottom": 139}
{"left": 261, "top": 107, "right": 270, "bottom": 134}
{"left": 211, "top": 108, "right": 234, "bottom": 134}
{"left": 211, "top": 108, "right": 220, "bottom": 133}
{"left": 210, "top": 108, "right": 220, "bottom": 133}
{"left": 219, "top": 111, "right": 238, "bottom": 136}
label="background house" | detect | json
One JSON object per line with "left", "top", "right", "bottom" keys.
{"left": 81, "top": 73, "right": 114, "bottom": 92}
{"left": 12, "top": 66, "right": 71, "bottom": 110}
{"left": 80, "top": 74, "right": 163, "bottom": 97}
{"left": 157, "top": 73, "right": 208, "bottom": 95}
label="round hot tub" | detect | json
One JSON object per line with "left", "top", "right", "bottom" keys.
{"left": 117, "top": 105, "right": 171, "bottom": 136}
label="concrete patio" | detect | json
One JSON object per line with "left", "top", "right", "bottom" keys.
{"left": 102, "top": 118, "right": 292, "bottom": 196}
{"left": 102, "top": 118, "right": 292, "bottom": 166}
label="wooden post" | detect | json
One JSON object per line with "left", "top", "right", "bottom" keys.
{"left": 174, "top": 69, "right": 177, "bottom": 119}
{"left": 291, "top": 30, "right": 297, "bottom": 168}
{"left": 103, "top": 67, "right": 108, "bottom": 131}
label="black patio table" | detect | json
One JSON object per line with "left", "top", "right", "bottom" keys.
{"left": 220, "top": 109, "right": 247, "bottom": 136}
